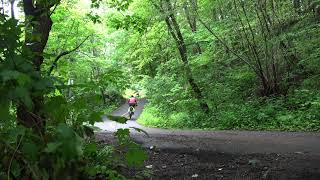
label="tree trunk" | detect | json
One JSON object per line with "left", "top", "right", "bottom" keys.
{"left": 184, "top": 0, "right": 202, "bottom": 55}
{"left": 100, "top": 88, "right": 106, "bottom": 104}
{"left": 309, "top": 1, "right": 320, "bottom": 20}
{"left": 10, "top": 0, "right": 15, "bottom": 19}
{"left": 1, "top": 0, "right": 4, "bottom": 14}
{"left": 17, "top": 0, "right": 53, "bottom": 135}
{"left": 162, "top": 0, "right": 209, "bottom": 112}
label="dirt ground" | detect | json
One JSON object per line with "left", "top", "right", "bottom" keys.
{"left": 144, "top": 148, "right": 320, "bottom": 180}
{"left": 95, "top": 100, "right": 320, "bottom": 180}
{"left": 96, "top": 133, "right": 320, "bottom": 180}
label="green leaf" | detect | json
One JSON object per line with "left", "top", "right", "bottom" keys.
{"left": 115, "top": 128, "right": 130, "bottom": 139}
{"left": 57, "top": 123, "right": 74, "bottom": 138}
{"left": 11, "top": 87, "right": 33, "bottom": 109}
{"left": 0, "top": 101, "right": 11, "bottom": 121}
{"left": 8, "top": 126, "right": 26, "bottom": 143}
{"left": 21, "top": 142, "right": 39, "bottom": 161}
{"left": 106, "top": 170, "right": 126, "bottom": 180}
{"left": 11, "top": 160, "right": 22, "bottom": 178}
{"left": 72, "top": 97, "right": 87, "bottom": 110}
{"left": 88, "top": 112, "right": 103, "bottom": 125}
{"left": 125, "top": 148, "right": 147, "bottom": 166}
{"left": 107, "top": 115, "right": 127, "bottom": 124}
{"left": 1, "top": 70, "right": 20, "bottom": 82}
{"left": 17, "top": 73, "right": 31, "bottom": 86}
{"left": 85, "top": 142, "right": 97, "bottom": 155}
{"left": 43, "top": 96, "right": 68, "bottom": 122}
{"left": 33, "top": 77, "right": 54, "bottom": 91}
{"left": 44, "top": 142, "right": 62, "bottom": 153}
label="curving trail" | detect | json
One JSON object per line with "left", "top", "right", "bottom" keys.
{"left": 95, "top": 99, "right": 320, "bottom": 179}
{"left": 95, "top": 99, "right": 320, "bottom": 155}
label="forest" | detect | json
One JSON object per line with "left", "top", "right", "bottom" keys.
{"left": 1, "top": 0, "right": 320, "bottom": 179}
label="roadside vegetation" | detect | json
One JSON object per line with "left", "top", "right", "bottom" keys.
{"left": 1, "top": 0, "right": 146, "bottom": 179}
{"left": 124, "top": 0, "right": 320, "bottom": 131}
{"left": 1, "top": 0, "right": 320, "bottom": 179}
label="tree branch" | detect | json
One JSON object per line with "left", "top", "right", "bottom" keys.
{"left": 197, "top": 17, "right": 258, "bottom": 72}
{"left": 48, "top": 36, "right": 90, "bottom": 76}
{"left": 49, "top": 4, "right": 58, "bottom": 17}
{"left": 1, "top": 0, "right": 4, "bottom": 14}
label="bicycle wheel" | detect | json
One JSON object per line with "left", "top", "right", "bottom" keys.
{"left": 129, "top": 111, "right": 134, "bottom": 119}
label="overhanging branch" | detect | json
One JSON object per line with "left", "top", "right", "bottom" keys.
{"left": 197, "top": 17, "right": 258, "bottom": 73}
{"left": 48, "top": 36, "right": 90, "bottom": 76}
{"left": 49, "top": 4, "right": 59, "bottom": 17}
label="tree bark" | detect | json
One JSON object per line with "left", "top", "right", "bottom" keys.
{"left": 10, "top": 0, "right": 15, "bottom": 19}
{"left": 1, "top": 0, "right": 4, "bottom": 14}
{"left": 183, "top": 0, "right": 202, "bottom": 55}
{"left": 309, "top": 1, "right": 320, "bottom": 20}
{"left": 17, "top": 0, "right": 54, "bottom": 135}
{"left": 161, "top": 0, "right": 209, "bottom": 112}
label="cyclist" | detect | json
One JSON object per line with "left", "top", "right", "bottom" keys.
{"left": 128, "top": 95, "right": 138, "bottom": 107}
{"left": 128, "top": 95, "right": 137, "bottom": 119}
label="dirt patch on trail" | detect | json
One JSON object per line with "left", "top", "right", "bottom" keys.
{"left": 96, "top": 133, "right": 320, "bottom": 180}
{"left": 95, "top": 99, "right": 320, "bottom": 180}
{"left": 144, "top": 149, "right": 320, "bottom": 180}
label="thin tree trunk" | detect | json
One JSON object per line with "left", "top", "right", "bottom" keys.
{"left": 10, "top": 0, "right": 15, "bottom": 19}
{"left": 162, "top": 0, "right": 209, "bottom": 112}
{"left": 1, "top": 0, "right": 4, "bottom": 14}
{"left": 183, "top": 0, "right": 202, "bottom": 55}
{"left": 100, "top": 88, "right": 106, "bottom": 104}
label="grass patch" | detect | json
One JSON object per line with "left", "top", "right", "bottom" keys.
{"left": 137, "top": 106, "right": 166, "bottom": 128}
{"left": 138, "top": 93, "right": 320, "bottom": 132}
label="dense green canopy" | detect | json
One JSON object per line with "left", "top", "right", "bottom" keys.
{"left": 1, "top": 0, "right": 319, "bottom": 179}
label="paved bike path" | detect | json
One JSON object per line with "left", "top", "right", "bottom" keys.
{"left": 95, "top": 99, "right": 320, "bottom": 155}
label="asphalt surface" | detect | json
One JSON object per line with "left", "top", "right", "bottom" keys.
{"left": 95, "top": 99, "right": 320, "bottom": 155}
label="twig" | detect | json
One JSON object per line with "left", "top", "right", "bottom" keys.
{"left": 197, "top": 17, "right": 258, "bottom": 73}
{"left": 16, "top": 101, "right": 45, "bottom": 140}
{"left": 4, "top": 139, "right": 40, "bottom": 180}
{"left": 48, "top": 36, "right": 91, "bottom": 76}
{"left": 7, "top": 134, "right": 24, "bottom": 180}
{"left": 49, "top": 3, "right": 59, "bottom": 17}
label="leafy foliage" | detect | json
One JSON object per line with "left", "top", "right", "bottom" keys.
{"left": 105, "top": 0, "right": 320, "bottom": 131}
{"left": 1, "top": 0, "right": 320, "bottom": 178}
{"left": 1, "top": 0, "right": 147, "bottom": 179}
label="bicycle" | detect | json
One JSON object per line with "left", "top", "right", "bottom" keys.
{"left": 128, "top": 105, "right": 135, "bottom": 120}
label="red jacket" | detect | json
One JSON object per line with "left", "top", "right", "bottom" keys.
{"left": 128, "top": 97, "right": 137, "bottom": 104}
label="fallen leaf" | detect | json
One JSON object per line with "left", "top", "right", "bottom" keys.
{"left": 192, "top": 174, "right": 199, "bottom": 178}
{"left": 146, "top": 165, "right": 153, "bottom": 169}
